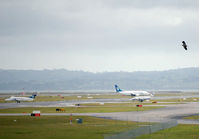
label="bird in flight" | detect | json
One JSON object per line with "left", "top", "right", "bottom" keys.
{"left": 182, "top": 41, "right": 187, "bottom": 50}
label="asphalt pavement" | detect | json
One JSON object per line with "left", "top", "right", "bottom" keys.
{"left": 1, "top": 100, "right": 199, "bottom": 124}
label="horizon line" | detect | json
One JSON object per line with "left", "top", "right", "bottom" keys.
{"left": 0, "top": 66, "right": 199, "bottom": 73}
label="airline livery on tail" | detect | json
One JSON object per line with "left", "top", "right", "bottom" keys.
{"left": 5, "top": 94, "right": 37, "bottom": 103}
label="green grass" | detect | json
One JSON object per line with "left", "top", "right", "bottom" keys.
{"left": 2, "top": 117, "right": 199, "bottom": 139}
{"left": 0, "top": 116, "right": 144, "bottom": 139}
{"left": 184, "top": 115, "right": 199, "bottom": 120}
{"left": 134, "top": 124, "right": 199, "bottom": 139}
{"left": 153, "top": 97, "right": 199, "bottom": 103}
{"left": 0, "top": 106, "right": 164, "bottom": 113}
{"left": 154, "top": 93, "right": 199, "bottom": 97}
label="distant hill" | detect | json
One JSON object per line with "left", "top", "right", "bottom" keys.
{"left": 0, "top": 67, "right": 199, "bottom": 91}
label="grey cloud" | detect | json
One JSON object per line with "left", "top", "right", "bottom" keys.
{"left": 0, "top": 0, "right": 199, "bottom": 71}
{"left": 1, "top": 0, "right": 198, "bottom": 36}
{"left": 103, "top": 0, "right": 199, "bottom": 9}
{"left": 1, "top": 0, "right": 198, "bottom": 37}
{"left": 0, "top": 0, "right": 88, "bottom": 36}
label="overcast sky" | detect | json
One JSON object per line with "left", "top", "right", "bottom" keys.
{"left": 0, "top": 0, "right": 199, "bottom": 72}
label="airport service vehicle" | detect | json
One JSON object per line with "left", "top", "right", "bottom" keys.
{"left": 5, "top": 94, "right": 37, "bottom": 103}
{"left": 130, "top": 96, "right": 151, "bottom": 102}
{"left": 115, "top": 85, "right": 152, "bottom": 96}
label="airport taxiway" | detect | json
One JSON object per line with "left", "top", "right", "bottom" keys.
{"left": 1, "top": 100, "right": 199, "bottom": 124}
{"left": 0, "top": 98, "right": 131, "bottom": 109}
{"left": 1, "top": 93, "right": 199, "bottom": 109}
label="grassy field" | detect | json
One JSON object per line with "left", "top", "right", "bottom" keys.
{"left": 184, "top": 115, "right": 199, "bottom": 120}
{"left": 0, "top": 116, "right": 144, "bottom": 139}
{"left": 1, "top": 116, "right": 199, "bottom": 139}
{"left": 153, "top": 97, "right": 199, "bottom": 103}
{"left": 154, "top": 92, "right": 199, "bottom": 97}
{"left": 0, "top": 105, "right": 164, "bottom": 113}
{"left": 134, "top": 124, "right": 199, "bottom": 139}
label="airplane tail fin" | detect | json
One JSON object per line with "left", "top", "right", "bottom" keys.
{"left": 115, "top": 85, "right": 122, "bottom": 92}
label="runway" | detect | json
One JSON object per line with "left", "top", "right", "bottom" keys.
{"left": 0, "top": 98, "right": 130, "bottom": 109}
{"left": 1, "top": 94, "right": 199, "bottom": 109}
{"left": 85, "top": 102, "right": 199, "bottom": 124}
{"left": 1, "top": 101, "right": 199, "bottom": 124}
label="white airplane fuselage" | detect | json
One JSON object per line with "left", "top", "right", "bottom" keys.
{"left": 119, "top": 90, "right": 151, "bottom": 96}
{"left": 5, "top": 96, "right": 34, "bottom": 102}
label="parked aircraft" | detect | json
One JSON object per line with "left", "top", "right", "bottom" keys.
{"left": 114, "top": 85, "right": 152, "bottom": 96}
{"left": 5, "top": 94, "right": 37, "bottom": 103}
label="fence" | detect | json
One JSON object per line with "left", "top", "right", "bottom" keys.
{"left": 104, "top": 120, "right": 178, "bottom": 139}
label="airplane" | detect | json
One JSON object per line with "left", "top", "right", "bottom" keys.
{"left": 114, "top": 85, "right": 152, "bottom": 96}
{"left": 130, "top": 96, "right": 151, "bottom": 102}
{"left": 5, "top": 94, "right": 37, "bottom": 103}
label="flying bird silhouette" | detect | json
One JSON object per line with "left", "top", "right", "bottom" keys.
{"left": 182, "top": 41, "right": 187, "bottom": 50}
